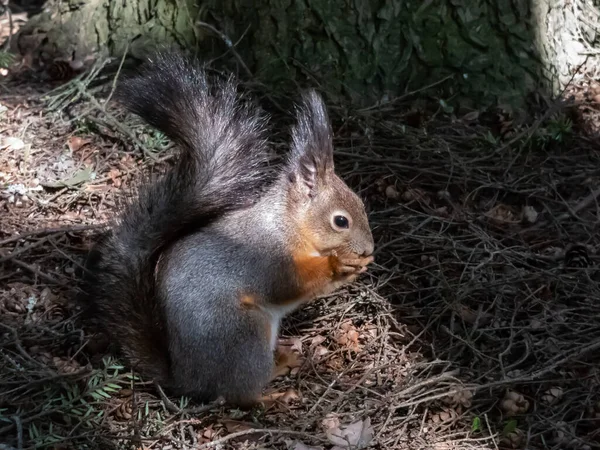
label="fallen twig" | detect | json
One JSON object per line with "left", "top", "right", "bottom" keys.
{"left": 0, "top": 224, "right": 105, "bottom": 246}
{"left": 196, "top": 428, "right": 323, "bottom": 449}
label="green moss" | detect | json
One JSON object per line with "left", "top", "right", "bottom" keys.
{"left": 210, "top": 0, "right": 543, "bottom": 108}
{"left": 22, "top": 0, "right": 549, "bottom": 109}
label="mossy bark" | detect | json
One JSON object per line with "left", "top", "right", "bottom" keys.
{"left": 16, "top": 0, "right": 598, "bottom": 109}
{"left": 17, "top": 0, "right": 200, "bottom": 65}
{"left": 215, "top": 0, "right": 543, "bottom": 108}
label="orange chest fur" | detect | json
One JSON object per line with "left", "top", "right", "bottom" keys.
{"left": 293, "top": 252, "right": 333, "bottom": 286}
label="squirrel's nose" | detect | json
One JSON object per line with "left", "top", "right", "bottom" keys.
{"left": 362, "top": 240, "right": 374, "bottom": 257}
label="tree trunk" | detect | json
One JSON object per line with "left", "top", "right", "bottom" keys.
{"left": 14, "top": 0, "right": 600, "bottom": 109}
{"left": 14, "top": 0, "right": 200, "bottom": 65}
{"left": 532, "top": 0, "right": 599, "bottom": 93}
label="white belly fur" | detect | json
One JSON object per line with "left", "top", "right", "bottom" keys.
{"left": 262, "top": 299, "right": 307, "bottom": 350}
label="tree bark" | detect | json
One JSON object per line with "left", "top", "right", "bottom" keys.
{"left": 14, "top": 0, "right": 600, "bottom": 109}
{"left": 532, "top": 0, "right": 599, "bottom": 93}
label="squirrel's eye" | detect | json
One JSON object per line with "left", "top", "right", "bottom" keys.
{"left": 333, "top": 215, "right": 349, "bottom": 229}
{"left": 331, "top": 211, "right": 352, "bottom": 231}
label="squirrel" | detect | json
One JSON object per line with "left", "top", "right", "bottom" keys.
{"left": 82, "top": 52, "right": 375, "bottom": 408}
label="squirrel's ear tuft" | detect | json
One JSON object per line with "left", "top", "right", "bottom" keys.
{"left": 286, "top": 90, "right": 334, "bottom": 197}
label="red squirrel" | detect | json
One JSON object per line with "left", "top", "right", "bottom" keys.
{"left": 82, "top": 52, "right": 375, "bottom": 407}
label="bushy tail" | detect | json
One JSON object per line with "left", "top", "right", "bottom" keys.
{"left": 82, "top": 52, "right": 270, "bottom": 382}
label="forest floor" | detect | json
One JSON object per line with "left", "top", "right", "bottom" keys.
{"left": 1, "top": 50, "right": 600, "bottom": 450}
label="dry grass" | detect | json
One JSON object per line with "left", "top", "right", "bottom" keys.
{"left": 1, "top": 57, "right": 600, "bottom": 450}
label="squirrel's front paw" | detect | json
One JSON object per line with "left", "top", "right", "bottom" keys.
{"left": 330, "top": 252, "right": 374, "bottom": 280}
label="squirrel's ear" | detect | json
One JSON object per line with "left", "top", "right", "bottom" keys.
{"left": 286, "top": 90, "right": 334, "bottom": 197}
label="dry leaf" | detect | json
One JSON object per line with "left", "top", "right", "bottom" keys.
{"left": 313, "top": 345, "right": 329, "bottom": 359}
{"left": 521, "top": 205, "right": 538, "bottom": 224}
{"left": 430, "top": 408, "right": 457, "bottom": 424}
{"left": 280, "top": 389, "right": 301, "bottom": 404}
{"left": 462, "top": 111, "right": 480, "bottom": 122}
{"left": 222, "top": 419, "right": 255, "bottom": 433}
{"left": 501, "top": 390, "right": 529, "bottom": 416}
{"left": 442, "top": 386, "right": 474, "bottom": 408}
{"left": 67, "top": 136, "right": 91, "bottom": 152}
{"left": 321, "top": 413, "right": 341, "bottom": 433}
{"left": 541, "top": 387, "right": 563, "bottom": 405}
{"left": 335, "top": 321, "right": 361, "bottom": 352}
{"left": 260, "top": 389, "right": 301, "bottom": 411}
{"left": 278, "top": 337, "right": 303, "bottom": 354}
{"left": 290, "top": 338, "right": 303, "bottom": 353}
{"left": 42, "top": 166, "right": 94, "bottom": 188}
{"left": 326, "top": 417, "right": 374, "bottom": 449}
{"left": 1, "top": 137, "right": 25, "bottom": 151}
{"left": 86, "top": 183, "right": 111, "bottom": 192}
{"left": 199, "top": 424, "right": 216, "bottom": 443}
{"left": 310, "top": 335, "right": 326, "bottom": 347}
{"left": 273, "top": 343, "right": 304, "bottom": 378}
{"left": 272, "top": 360, "right": 293, "bottom": 378}
{"left": 485, "top": 204, "right": 520, "bottom": 224}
